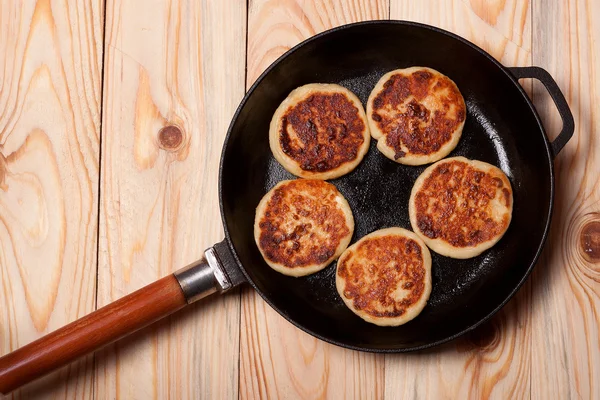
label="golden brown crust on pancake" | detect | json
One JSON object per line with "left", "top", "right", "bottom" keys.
{"left": 254, "top": 179, "right": 354, "bottom": 276}
{"left": 270, "top": 84, "right": 370, "bottom": 179}
{"left": 336, "top": 228, "right": 432, "bottom": 326}
{"left": 279, "top": 93, "right": 365, "bottom": 171}
{"left": 409, "top": 157, "right": 513, "bottom": 259}
{"left": 367, "top": 67, "right": 466, "bottom": 165}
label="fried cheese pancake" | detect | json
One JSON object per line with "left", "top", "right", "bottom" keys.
{"left": 409, "top": 157, "right": 513, "bottom": 259}
{"left": 270, "top": 83, "right": 371, "bottom": 180}
{"left": 367, "top": 67, "right": 466, "bottom": 165}
{"left": 254, "top": 179, "right": 354, "bottom": 277}
{"left": 336, "top": 228, "right": 432, "bottom": 326}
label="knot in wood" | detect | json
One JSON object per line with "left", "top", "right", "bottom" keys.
{"left": 581, "top": 219, "right": 600, "bottom": 263}
{"left": 158, "top": 125, "right": 183, "bottom": 151}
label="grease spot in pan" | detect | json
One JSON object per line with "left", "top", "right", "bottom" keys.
{"left": 468, "top": 100, "right": 512, "bottom": 177}
{"left": 265, "top": 157, "right": 295, "bottom": 190}
{"left": 338, "top": 69, "right": 388, "bottom": 104}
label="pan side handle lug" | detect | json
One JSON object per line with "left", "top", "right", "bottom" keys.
{"left": 509, "top": 66, "right": 575, "bottom": 158}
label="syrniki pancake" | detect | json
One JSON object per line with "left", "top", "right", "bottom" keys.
{"left": 367, "top": 67, "right": 466, "bottom": 165}
{"left": 409, "top": 156, "right": 513, "bottom": 259}
{"left": 336, "top": 227, "right": 432, "bottom": 326}
{"left": 270, "top": 83, "right": 371, "bottom": 180}
{"left": 254, "top": 179, "right": 354, "bottom": 277}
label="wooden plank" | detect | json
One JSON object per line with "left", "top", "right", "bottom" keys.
{"left": 97, "top": 0, "right": 245, "bottom": 398}
{"left": 386, "top": 1, "right": 532, "bottom": 399}
{"left": 0, "top": 0, "right": 102, "bottom": 398}
{"left": 241, "top": 1, "right": 388, "bottom": 399}
{"left": 530, "top": 0, "right": 600, "bottom": 398}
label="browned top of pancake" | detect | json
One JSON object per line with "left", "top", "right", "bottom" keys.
{"left": 371, "top": 69, "right": 466, "bottom": 159}
{"left": 279, "top": 92, "right": 366, "bottom": 173}
{"left": 257, "top": 180, "right": 350, "bottom": 268}
{"left": 413, "top": 160, "right": 512, "bottom": 247}
{"left": 337, "top": 235, "right": 426, "bottom": 318}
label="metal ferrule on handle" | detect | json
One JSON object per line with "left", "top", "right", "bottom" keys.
{"left": 174, "top": 247, "right": 233, "bottom": 303}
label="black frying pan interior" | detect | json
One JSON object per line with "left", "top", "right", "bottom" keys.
{"left": 220, "top": 21, "right": 554, "bottom": 351}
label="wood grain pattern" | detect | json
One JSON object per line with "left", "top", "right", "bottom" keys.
{"left": 391, "top": 0, "right": 531, "bottom": 67}
{"left": 0, "top": 274, "right": 186, "bottom": 395}
{"left": 386, "top": 1, "right": 532, "bottom": 399}
{"left": 247, "top": 0, "right": 388, "bottom": 85}
{"left": 241, "top": 1, "right": 388, "bottom": 399}
{"left": 530, "top": 0, "right": 600, "bottom": 398}
{"left": 0, "top": 0, "right": 102, "bottom": 398}
{"left": 97, "top": 0, "right": 245, "bottom": 399}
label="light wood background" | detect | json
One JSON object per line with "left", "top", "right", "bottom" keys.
{"left": 0, "top": 0, "right": 598, "bottom": 399}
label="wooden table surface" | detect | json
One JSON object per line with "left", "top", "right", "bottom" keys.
{"left": 1, "top": 0, "right": 599, "bottom": 399}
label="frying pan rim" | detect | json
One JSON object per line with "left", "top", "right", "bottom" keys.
{"left": 218, "top": 19, "right": 555, "bottom": 352}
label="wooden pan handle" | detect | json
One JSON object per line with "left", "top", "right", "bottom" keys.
{"left": 0, "top": 274, "right": 187, "bottom": 394}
